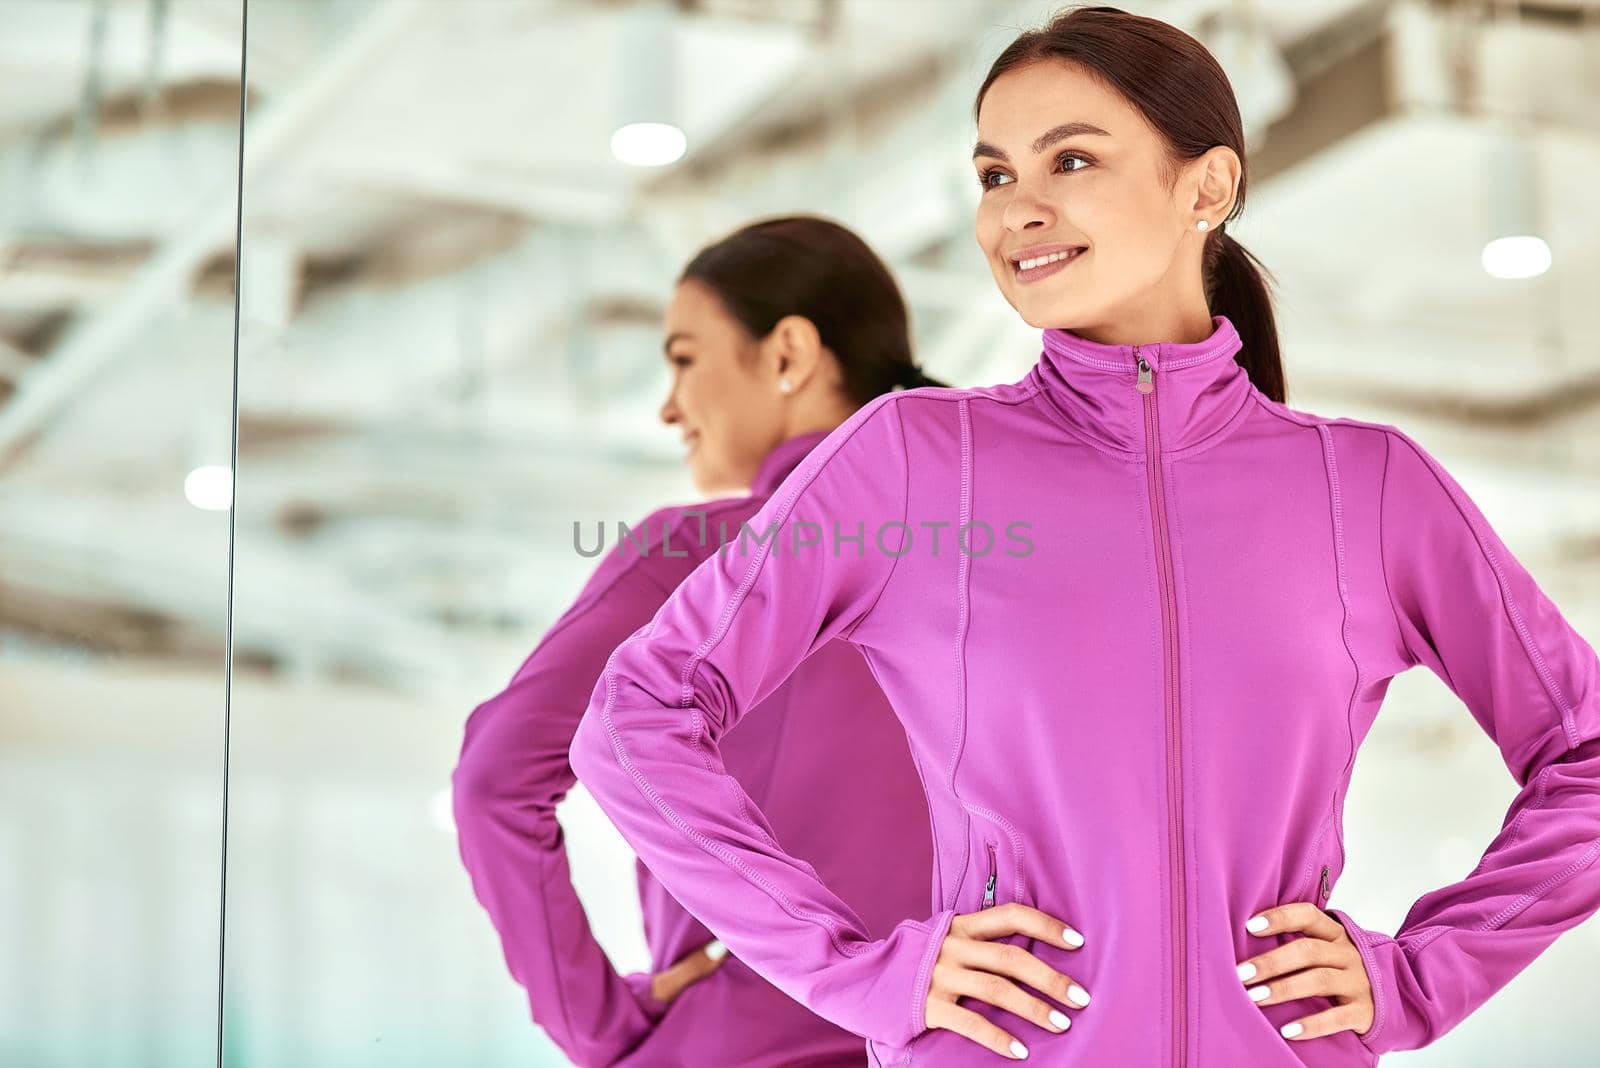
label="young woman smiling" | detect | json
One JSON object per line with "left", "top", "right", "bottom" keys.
{"left": 571, "top": 7, "right": 1600, "bottom": 1066}
{"left": 453, "top": 216, "right": 941, "bottom": 1067}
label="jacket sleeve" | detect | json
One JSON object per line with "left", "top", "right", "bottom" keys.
{"left": 1326, "top": 427, "right": 1600, "bottom": 1055}
{"left": 569, "top": 394, "right": 955, "bottom": 1049}
{"left": 451, "top": 505, "right": 698, "bottom": 1067}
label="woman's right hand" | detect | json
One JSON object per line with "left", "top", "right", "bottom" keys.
{"left": 924, "top": 904, "right": 1090, "bottom": 1060}
{"left": 649, "top": 938, "right": 729, "bottom": 1004}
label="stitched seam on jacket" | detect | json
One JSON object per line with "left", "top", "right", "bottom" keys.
{"left": 1163, "top": 385, "right": 1256, "bottom": 460}
{"left": 1306, "top": 425, "right": 1363, "bottom": 904}
{"left": 1384, "top": 431, "right": 1580, "bottom": 750}
{"left": 1374, "top": 433, "right": 1411, "bottom": 664}
{"left": 907, "top": 910, "right": 955, "bottom": 1060}
{"left": 1025, "top": 374, "right": 1145, "bottom": 460}
{"left": 944, "top": 397, "right": 977, "bottom": 910}
{"left": 1478, "top": 836, "right": 1600, "bottom": 931}
{"left": 594, "top": 399, "right": 904, "bottom": 958}
{"left": 843, "top": 399, "right": 912, "bottom": 644}
{"left": 1343, "top": 914, "right": 1391, "bottom": 1050}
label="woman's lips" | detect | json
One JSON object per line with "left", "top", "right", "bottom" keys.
{"left": 1013, "top": 247, "right": 1086, "bottom": 284}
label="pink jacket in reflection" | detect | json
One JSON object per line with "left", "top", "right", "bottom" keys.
{"left": 452, "top": 430, "right": 934, "bottom": 1067}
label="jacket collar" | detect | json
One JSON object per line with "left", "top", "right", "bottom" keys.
{"left": 752, "top": 429, "right": 831, "bottom": 496}
{"left": 1032, "top": 313, "right": 1253, "bottom": 455}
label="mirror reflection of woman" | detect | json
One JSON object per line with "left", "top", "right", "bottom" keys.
{"left": 452, "top": 216, "right": 942, "bottom": 1066}
{"left": 570, "top": 7, "right": 1600, "bottom": 1066}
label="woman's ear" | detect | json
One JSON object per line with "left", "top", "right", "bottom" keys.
{"left": 765, "top": 314, "right": 825, "bottom": 391}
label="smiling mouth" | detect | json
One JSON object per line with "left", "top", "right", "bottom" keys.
{"left": 1012, "top": 247, "right": 1087, "bottom": 282}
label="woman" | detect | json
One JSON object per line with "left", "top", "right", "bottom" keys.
{"left": 570, "top": 7, "right": 1600, "bottom": 1067}
{"left": 452, "top": 216, "right": 942, "bottom": 1066}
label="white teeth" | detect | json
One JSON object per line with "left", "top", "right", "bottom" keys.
{"left": 1018, "top": 248, "right": 1081, "bottom": 270}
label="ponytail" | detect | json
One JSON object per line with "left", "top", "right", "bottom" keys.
{"left": 1204, "top": 225, "right": 1284, "bottom": 403}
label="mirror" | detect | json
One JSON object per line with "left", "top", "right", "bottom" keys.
{"left": 0, "top": 1, "right": 243, "bottom": 1065}
{"left": 219, "top": 2, "right": 1600, "bottom": 1066}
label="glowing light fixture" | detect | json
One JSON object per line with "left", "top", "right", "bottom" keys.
{"left": 184, "top": 464, "right": 233, "bottom": 511}
{"left": 609, "top": 3, "right": 685, "bottom": 168}
{"left": 1480, "top": 130, "right": 1550, "bottom": 280}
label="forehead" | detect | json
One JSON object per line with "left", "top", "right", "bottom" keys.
{"left": 664, "top": 278, "right": 733, "bottom": 334}
{"left": 976, "top": 59, "right": 1128, "bottom": 138}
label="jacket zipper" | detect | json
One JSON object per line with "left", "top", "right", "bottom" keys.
{"left": 1138, "top": 349, "right": 1187, "bottom": 1068}
{"left": 982, "top": 841, "right": 998, "bottom": 908}
{"left": 1318, "top": 863, "right": 1331, "bottom": 904}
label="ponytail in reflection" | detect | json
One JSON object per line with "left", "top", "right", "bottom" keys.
{"left": 678, "top": 215, "right": 948, "bottom": 405}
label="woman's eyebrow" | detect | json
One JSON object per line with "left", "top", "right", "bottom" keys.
{"left": 972, "top": 121, "right": 1112, "bottom": 162}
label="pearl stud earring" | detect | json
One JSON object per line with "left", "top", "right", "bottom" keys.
{"left": 779, "top": 377, "right": 793, "bottom": 394}
{"left": 1196, "top": 219, "right": 1209, "bottom": 232}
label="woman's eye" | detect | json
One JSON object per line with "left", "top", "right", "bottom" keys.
{"left": 669, "top": 355, "right": 691, "bottom": 368}
{"left": 978, "top": 153, "right": 1090, "bottom": 190}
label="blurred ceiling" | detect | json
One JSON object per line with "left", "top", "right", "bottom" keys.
{"left": 1, "top": 0, "right": 1597, "bottom": 693}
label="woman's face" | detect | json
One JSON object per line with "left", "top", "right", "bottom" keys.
{"left": 972, "top": 59, "right": 1232, "bottom": 341}
{"left": 658, "top": 279, "right": 785, "bottom": 495}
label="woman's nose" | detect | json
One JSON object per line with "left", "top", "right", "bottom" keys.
{"left": 1003, "top": 185, "right": 1056, "bottom": 232}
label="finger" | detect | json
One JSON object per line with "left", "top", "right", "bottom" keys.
{"left": 1245, "top": 901, "right": 1345, "bottom": 942}
{"left": 948, "top": 936, "right": 1092, "bottom": 1009}
{"left": 1276, "top": 1002, "right": 1373, "bottom": 1041}
{"left": 926, "top": 998, "right": 1033, "bottom": 1060}
{"left": 699, "top": 939, "right": 729, "bottom": 970}
{"left": 1238, "top": 933, "right": 1341, "bottom": 983}
{"left": 951, "top": 902, "right": 1086, "bottom": 951}
{"left": 942, "top": 962, "right": 1073, "bottom": 1033}
{"left": 1243, "top": 966, "right": 1353, "bottom": 1007}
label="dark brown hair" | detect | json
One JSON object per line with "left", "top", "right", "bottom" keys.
{"left": 677, "top": 215, "right": 949, "bottom": 405}
{"left": 974, "top": 4, "right": 1286, "bottom": 403}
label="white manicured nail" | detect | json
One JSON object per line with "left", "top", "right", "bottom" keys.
{"left": 1010, "top": 1038, "right": 1028, "bottom": 1058}
{"left": 1237, "top": 962, "right": 1257, "bottom": 981}
{"left": 1067, "top": 984, "right": 1091, "bottom": 1007}
{"left": 704, "top": 939, "right": 727, "bottom": 961}
{"left": 1048, "top": 1009, "right": 1071, "bottom": 1030}
{"left": 1281, "top": 1022, "right": 1304, "bottom": 1039}
{"left": 1246, "top": 915, "right": 1270, "bottom": 933}
{"left": 1248, "top": 985, "right": 1270, "bottom": 1003}
{"left": 1062, "top": 926, "right": 1085, "bottom": 947}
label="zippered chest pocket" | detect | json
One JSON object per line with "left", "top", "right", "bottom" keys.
{"left": 959, "top": 807, "right": 1027, "bottom": 916}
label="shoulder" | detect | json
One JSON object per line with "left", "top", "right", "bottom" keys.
{"left": 1243, "top": 392, "right": 1465, "bottom": 498}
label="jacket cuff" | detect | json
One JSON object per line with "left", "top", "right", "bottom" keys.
{"left": 1324, "top": 907, "right": 1401, "bottom": 1054}
{"left": 621, "top": 970, "right": 671, "bottom": 1024}
{"left": 907, "top": 909, "right": 957, "bottom": 1036}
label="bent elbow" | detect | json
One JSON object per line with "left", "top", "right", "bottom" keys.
{"left": 567, "top": 705, "right": 615, "bottom": 794}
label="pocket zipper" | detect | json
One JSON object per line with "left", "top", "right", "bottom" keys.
{"left": 1317, "top": 863, "right": 1331, "bottom": 904}
{"left": 981, "top": 841, "right": 998, "bottom": 908}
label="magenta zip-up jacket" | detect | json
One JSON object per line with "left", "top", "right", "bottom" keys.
{"left": 570, "top": 313, "right": 1600, "bottom": 1066}
{"left": 452, "top": 429, "right": 934, "bottom": 1067}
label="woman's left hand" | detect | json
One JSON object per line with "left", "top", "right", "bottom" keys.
{"left": 1236, "top": 901, "right": 1375, "bottom": 1041}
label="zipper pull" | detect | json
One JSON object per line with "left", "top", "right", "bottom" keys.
{"left": 982, "top": 873, "right": 997, "bottom": 908}
{"left": 1318, "top": 864, "right": 1331, "bottom": 903}
{"left": 1136, "top": 349, "right": 1153, "bottom": 394}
